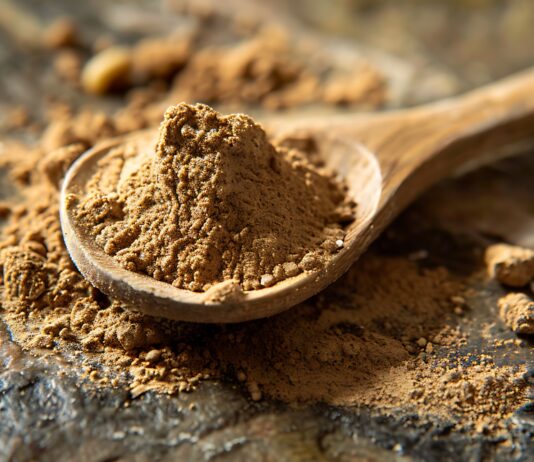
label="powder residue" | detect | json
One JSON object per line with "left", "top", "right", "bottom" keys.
{"left": 74, "top": 103, "right": 353, "bottom": 291}
{"left": 77, "top": 30, "right": 386, "bottom": 111}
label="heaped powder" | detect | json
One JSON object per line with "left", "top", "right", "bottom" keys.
{"left": 74, "top": 103, "right": 354, "bottom": 291}
{"left": 0, "top": 20, "right": 529, "bottom": 439}
{"left": 0, "top": 123, "right": 528, "bottom": 435}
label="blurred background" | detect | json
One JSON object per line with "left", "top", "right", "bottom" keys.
{"left": 2, "top": 0, "right": 534, "bottom": 125}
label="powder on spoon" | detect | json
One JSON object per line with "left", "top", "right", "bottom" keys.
{"left": 0, "top": 109, "right": 528, "bottom": 437}
{"left": 74, "top": 103, "right": 354, "bottom": 292}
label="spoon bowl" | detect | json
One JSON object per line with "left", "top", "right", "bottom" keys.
{"left": 60, "top": 130, "right": 382, "bottom": 322}
{"left": 61, "top": 69, "right": 534, "bottom": 322}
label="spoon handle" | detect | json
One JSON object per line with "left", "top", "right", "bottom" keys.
{"left": 366, "top": 68, "right": 534, "bottom": 210}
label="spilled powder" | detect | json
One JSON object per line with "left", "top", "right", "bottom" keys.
{"left": 73, "top": 103, "right": 352, "bottom": 291}
{"left": 77, "top": 30, "right": 386, "bottom": 111}
{"left": 0, "top": 21, "right": 529, "bottom": 439}
{"left": 169, "top": 32, "right": 386, "bottom": 110}
{"left": 0, "top": 128, "right": 528, "bottom": 434}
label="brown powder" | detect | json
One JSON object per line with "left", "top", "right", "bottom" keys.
{"left": 171, "top": 33, "right": 320, "bottom": 110}
{"left": 130, "top": 35, "right": 191, "bottom": 82}
{"left": 53, "top": 50, "right": 83, "bottom": 85}
{"left": 498, "top": 293, "right": 534, "bottom": 335}
{"left": 0, "top": 166, "right": 527, "bottom": 432}
{"left": 322, "top": 65, "right": 387, "bottom": 108}
{"left": 0, "top": 26, "right": 529, "bottom": 438}
{"left": 485, "top": 243, "right": 534, "bottom": 287}
{"left": 170, "top": 33, "right": 386, "bottom": 110}
{"left": 74, "top": 103, "right": 352, "bottom": 291}
{"left": 76, "top": 30, "right": 386, "bottom": 111}
{"left": 0, "top": 108, "right": 528, "bottom": 437}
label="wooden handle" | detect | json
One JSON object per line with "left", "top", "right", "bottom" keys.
{"left": 357, "top": 68, "right": 534, "bottom": 211}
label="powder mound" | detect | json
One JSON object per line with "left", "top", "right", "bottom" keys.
{"left": 76, "top": 103, "right": 353, "bottom": 291}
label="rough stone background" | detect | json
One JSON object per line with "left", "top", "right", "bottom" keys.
{"left": 0, "top": 1, "right": 533, "bottom": 461}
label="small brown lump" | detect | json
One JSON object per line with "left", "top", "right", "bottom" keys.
{"left": 498, "top": 292, "right": 534, "bottom": 335}
{"left": 74, "top": 103, "right": 353, "bottom": 291}
{"left": 485, "top": 243, "right": 534, "bottom": 287}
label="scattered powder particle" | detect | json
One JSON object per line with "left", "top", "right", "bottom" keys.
{"left": 203, "top": 280, "right": 244, "bottom": 303}
{"left": 416, "top": 337, "right": 427, "bottom": 347}
{"left": 260, "top": 274, "right": 275, "bottom": 287}
{"left": 485, "top": 243, "right": 534, "bottom": 287}
{"left": 247, "top": 381, "right": 262, "bottom": 401}
{"left": 145, "top": 349, "right": 162, "bottom": 364}
{"left": 74, "top": 103, "right": 353, "bottom": 291}
{"left": 498, "top": 292, "right": 534, "bottom": 334}
{"left": 451, "top": 295, "right": 466, "bottom": 306}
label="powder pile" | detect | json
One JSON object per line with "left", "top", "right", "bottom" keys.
{"left": 0, "top": 135, "right": 528, "bottom": 433}
{"left": 0, "top": 160, "right": 527, "bottom": 433}
{"left": 169, "top": 32, "right": 385, "bottom": 110}
{"left": 75, "top": 29, "right": 386, "bottom": 110}
{"left": 74, "top": 103, "right": 352, "bottom": 291}
{"left": 0, "top": 130, "right": 529, "bottom": 432}
{"left": 0, "top": 15, "right": 529, "bottom": 439}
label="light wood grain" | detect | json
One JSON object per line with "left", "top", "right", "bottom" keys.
{"left": 60, "top": 68, "right": 534, "bottom": 323}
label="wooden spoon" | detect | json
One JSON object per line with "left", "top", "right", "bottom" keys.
{"left": 61, "top": 69, "right": 534, "bottom": 323}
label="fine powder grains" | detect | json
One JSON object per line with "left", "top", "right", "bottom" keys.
{"left": 0, "top": 27, "right": 530, "bottom": 440}
{"left": 74, "top": 103, "right": 353, "bottom": 291}
{"left": 0, "top": 124, "right": 528, "bottom": 435}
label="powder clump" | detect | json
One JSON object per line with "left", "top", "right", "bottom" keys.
{"left": 498, "top": 292, "right": 534, "bottom": 335}
{"left": 485, "top": 243, "right": 534, "bottom": 287}
{"left": 75, "top": 103, "right": 353, "bottom": 291}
